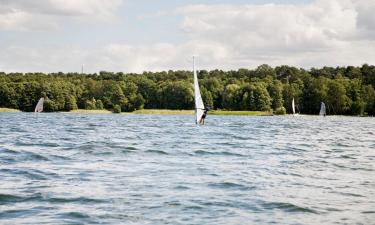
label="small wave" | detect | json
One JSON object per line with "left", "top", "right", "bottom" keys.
{"left": 48, "top": 196, "right": 106, "bottom": 204}
{"left": 174, "top": 185, "right": 190, "bottom": 190}
{"left": 49, "top": 154, "right": 71, "bottom": 161}
{"left": 23, "top": 151, "right": 50, "bottom": 161}
{"left": 0, "top": 193, "right": 45, "bottom": 204}
{"left": 339, "top": 154, "right": 356, "bottom": 159}
{"left": 165, "top": 200, "right": 182, "bottom": 207}
{"left": 362, "top": 211, "right": 375, "bottom": 214}
{"left": 208, "top": 181, "right": 252, "bottom": 191}
{"left": 0, "top": 194, "right": 24, "bottom": 204}
{"left": 6, "top": 168, "right": 55, "bottom": 180}
{"left": 194, "top": 150, "right": 244, "bottom": 157}
{"left": 93, "top": 151, "right": 114, "bottom": 156}
{"left": 123, "top": 146, "right": 138, "bottom": 152}
{"left": 0, "top": 148, "right": 19, "bottom": 155}
{"left": 336, "top": 192, "right": 365, "bottom": 198}
{"left": 146, "top": 150, "right": 169, "bottom": 155}
{"left": 261, "top": 201, "right": 317, "bottom": 213}
{"left": 0, "top": 209, "right": 37, "bottom": 219}
{"left": 78, "top": 144, "right": 96, "bottom": 151}
{"left": 41, "top": 142, "right": 60, "bottom": 147}
{"left": 60, "top": 211, "right": 91, "bottom": 219}
{"left": 182, "top": 205, "right": 203, "bottom": 211}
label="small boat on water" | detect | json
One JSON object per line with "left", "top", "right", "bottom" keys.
{"left": 193, "top": 56, "right": 205, "bottom": 125}
{"left": 34, "top": 98, "right": 44, "bottom": 113}
{"left": 319, "top": 102, "right": 326, "bottom": 116}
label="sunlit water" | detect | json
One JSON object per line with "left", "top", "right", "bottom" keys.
{"left": 0, "top": 113, "right": 374, "bottom": 224}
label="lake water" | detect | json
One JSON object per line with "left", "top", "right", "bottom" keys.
{"left": 0, "top": 113, "right": 374, "bottom": 224}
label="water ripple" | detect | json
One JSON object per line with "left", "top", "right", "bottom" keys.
{"left": 0, "top": 113, "right": 374, "bottom": 224}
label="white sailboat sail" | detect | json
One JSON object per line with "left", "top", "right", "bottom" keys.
{"left": 35, "top": 97, "right": 44, "bottom": 113}
{"left": 292, "top": 98, "right": 295, "bottom": 115}
{"left": 319, "top": 102, "right": 326, "bottom": 116}
{"left": 193, "top": 57, "right": 205, "bottom": 124}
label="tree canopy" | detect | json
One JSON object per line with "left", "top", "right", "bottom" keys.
{"left": 0, "top": 64, "right": 374, "bottom": 115}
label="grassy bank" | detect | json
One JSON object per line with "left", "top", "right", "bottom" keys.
{"left": 131, "top": 109, "right": 194, "bottom": 115}
{"left": 69, "top": 109, "right": 112, "bottom": 114}
{"left": 209, "top": 110, "right": 273, "bottom": 116}
{"left": 0, "top": 108, "right": 21, "bottom": 112}
{"left": 0, "top": 107, "right": 272, "bottom": 116}
{"left": 132, "top": 109, "right": 272, "bottom": 116}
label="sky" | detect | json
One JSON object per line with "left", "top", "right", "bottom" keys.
{"left": 0, "top": 0, "right": 374, "bottom": 73}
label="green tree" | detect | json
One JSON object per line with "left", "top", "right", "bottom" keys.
{"left": 64, "top": 96, "right": 78, "bottom": 111}
{"left": 239, "top": 83, "right": 271, "bottom": 111}
{"left": 113, "top": 104, "right": 121, "bottom": 113}
{"left": 326, "top": 80, "right": 350, "bottom": 114}
{"left": 268, "top": 80, "right": 284, "bottom": 110}
{"left": 158, "top": 81, "right": 194, "bottom": 109}
{"left": 222, "top": 84, "right": 240, "bottom": 110}
{"left": 96, "top": 99, "right": 104, "bottom": 110}
{"left": 362, "top": 85, "right": 375, "bottom": 115}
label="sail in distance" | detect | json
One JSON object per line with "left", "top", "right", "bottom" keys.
{"left": 35, "top": 98, "right": 44, "bottom": 113}
{"left": 193, "top": 57, "right": 204, "bottom": 124}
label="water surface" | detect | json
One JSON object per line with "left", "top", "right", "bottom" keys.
{"left": 0, "top": 113, "right": 374, "bottom": 224}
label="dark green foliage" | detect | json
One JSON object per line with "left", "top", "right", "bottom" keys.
{"left": 238, "top": 83, "right": 272, "bottom": 111}
{"left": 275, "top": 107, "right": 286, "bottom": 115}
{"left": 157, "top": 81, "right": 193, "bottom": 109}
{"left": 0, "top": 64, "right": 374, "bottom": 115}
{"left": 85, "top": 98, "right": 97, "bottom": 110}
{"left": 222, "top": 84, "right": 240, "bottom": 110}
{"left": 113, "top": 104, "right": 121, "bottom": 113}
{"left": 268, "top": 80, "right": 284, "bottom": 110}
{"left": 96, "top": 99, "right": 104, "bottom": 110}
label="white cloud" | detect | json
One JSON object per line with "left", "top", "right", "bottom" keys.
{"left": 0, "top": 0, "right": 374, "bottom": 72}
{"left": 171, "top": 0, "right": 374, "bottom": 69}
{"left": 0, "top": 0, "right": 123, "bottom": 31}
{"left": 102, "top": 0, "right": 375, "bottom": 71}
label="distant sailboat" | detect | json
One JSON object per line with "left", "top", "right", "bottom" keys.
{"left": 193, "top": 56, "right": 205, "bottom": 124}
{"left": 319, "top": 102, "right": 326, "bottom": 116}
{"left": 292, "top": 98, "right": 295, "bottom": 115}
{"left": 35, "top": 97, "right": 44, "bottom": 113}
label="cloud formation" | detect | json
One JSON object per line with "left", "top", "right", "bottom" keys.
{"left": 0, "top": 0, "right": 374, "bottom": 73}
{"left": 0, "top": 0, "right": 122, "bottom": 31}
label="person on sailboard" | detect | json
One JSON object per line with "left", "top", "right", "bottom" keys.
{"left": 199, "top": 107, "right": 209, "bottom": 125}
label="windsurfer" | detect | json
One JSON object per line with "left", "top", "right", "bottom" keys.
{"left": 199, "top": 107, "right": 209, "bottom": 125}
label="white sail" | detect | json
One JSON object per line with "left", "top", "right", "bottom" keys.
{"left": 292, "top": 98, "right": 295, "bottom": 115}
{"left": 34, "top": 97, "right": 44, "bottom": 113}
{"left": 193, "top": 57, "right": 205, "bottom": 124}
{"left": 319, "top": 102, "right": 326, "bottom": 116}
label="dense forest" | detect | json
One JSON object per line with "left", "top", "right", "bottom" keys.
{"left": 0, "top": 64, "right": 374, "bottom": 115}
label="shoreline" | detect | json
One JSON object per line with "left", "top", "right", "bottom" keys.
{"left": 0, "top": 108, "right": 370, "bottom": 117}
{"left": 0, "top": 108, "right": 21, "bottom": 112}
{"left": 0, "top": 108, "right": 271, "bottom": 116}
{"left": 68, "top": 109, "right": 113, "bottom": 114}
{"left": 132, "top": 109, "right": 273, "bottom": 116}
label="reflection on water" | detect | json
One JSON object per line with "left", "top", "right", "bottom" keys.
{"left": 0, "top": 113, "right": 374, "bottom": 224}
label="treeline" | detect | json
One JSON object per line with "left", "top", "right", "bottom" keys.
{"left": 0, "top": 64, "right": 374, "bottom": 115}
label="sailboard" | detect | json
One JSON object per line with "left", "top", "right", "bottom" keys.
{"left": 319, "top": 102, "right": 326, "bottom": 116}
{"left": 193, "top": 56, "right": 205, "bottom": 124}
{"left": 292, "top": 98, "right": 295, "bottom": 115}
{"left": 34, "top": 97, "right": 44, "bottom": 113}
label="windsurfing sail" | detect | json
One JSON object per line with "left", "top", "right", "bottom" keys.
{"left": 34, "top": 97, "right": 44, "bottom": 113}
{"left": 319, "top": 102, "right": 326, "bottom": 116}
{"left": 193, "top": 56, "right": 205, "bottom": 124}
{"left": 292, "top": 98, "right": 295, "bottom": 115}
